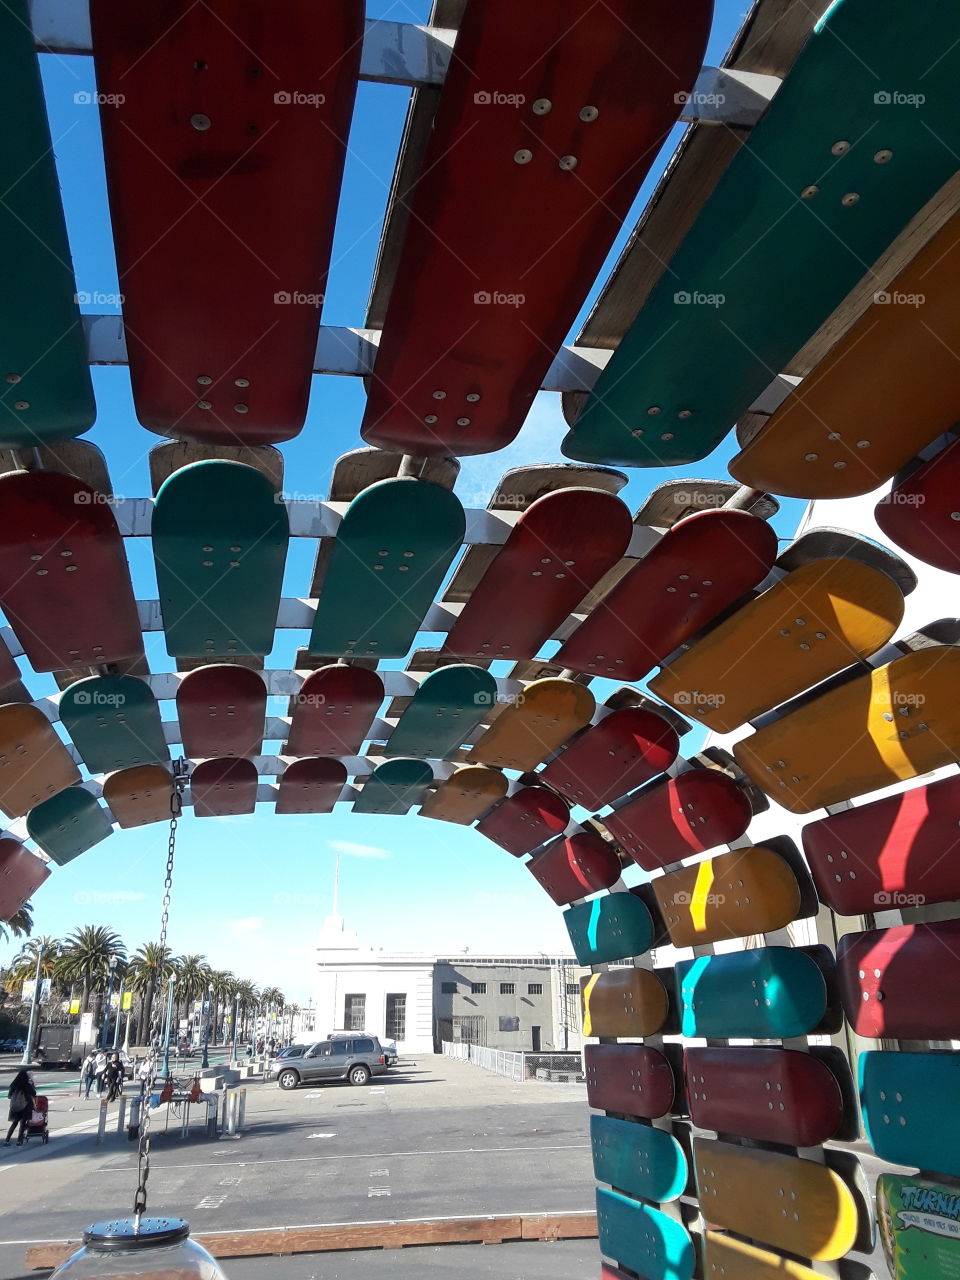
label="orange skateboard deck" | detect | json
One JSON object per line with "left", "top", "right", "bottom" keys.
{"left": 704, "top": 1232, "right": 828, "bottom": 1280}
{"left": 584, "top": 1044, "right": 675, "bottom": 1119}
{"left": 419, "top": 766, "right": 508, "bottom": 826}
{"left": 468, "top": 679, "right": 595, "bottom": 772}
{"left": 190, "top": 758, "right": 258, "bottom": 818}
{"left": 527, "top": 832, "right": 621, "bottom": 907}
{"left": 581, "top": 968, "right": 668, "bottom": 1039}
{"left": 604, "top": 770, "right": 753, "bottom": 872}
{"left": 102, "top": 765, "right": 173, "bottom": 830}
{"left": 876, "top": 436, "right": 960, "bottom": 574}
{"left": 649, "top": 558, "right": 904, "bottom": 732}
{"left": 694, "top": 1138, "right": 859, "bottom": 1261}
{"left": 0, "top": 838, "right": 50, "bottom": 922}
{"left": 275, "top": 758, "right": 347, "bottom": 815}
{"left": 475, "top": 785, "right": 569, "bottom": 856}
{"left": 177, "top": 665, "right": 267, "bottom": 759}
{"left": 735, "top": 647, "right": 960, "bottom": 813}
{"left": 556, "top": 511, "right": 778, "bottom": 680}
{"left": 285, "top": 666, "right": 384, "bottom": 758}
{"left": 540, "top": 707, "right": 679, "bottom": 810}
{"left": 0, "top": 704, "right": 80, "bottom": 819}
{"left": 730, "top": 215, "right": 960, "bottom": 500}
{"left": 651, "top": 845, "right": 802, "bottom": 947}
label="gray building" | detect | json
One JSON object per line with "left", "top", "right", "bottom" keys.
{"left": 433, "top": 956, "right": 587, "bottom": 1052}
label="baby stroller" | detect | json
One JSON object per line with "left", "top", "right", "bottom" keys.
{"left": 23, "top": 1095, "right": 49, "bottom": 1144}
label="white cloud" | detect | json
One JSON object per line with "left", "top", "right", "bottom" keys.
{"left": 328, "top": 839, "right": 390, "bottom": 860}
{"left": 228, "top": 916, "right": 263, "bottom": 935}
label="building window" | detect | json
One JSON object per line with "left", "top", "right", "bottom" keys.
{"left": 441, "top": 982, "right": 458, "bottom": 994}
{"left": 385, "top": 993, "right": 406, "bottom": 1041}
{"left": 566, "top": 982, "right": 580, "bottom": 995}
{"left": 499, "top": 1016, "right": 520, "bottom": 1032}
{"left": 500, "top": 982, "right": 515, "bottom": 995}
{"left": 343, "top": 993, "right": 365, "bottom": 1030}
{"left": 471, "top": 982, "right": 486, "bottom": 995}
{"left": 527, "top": 983, "right": 543, "bottom": 995}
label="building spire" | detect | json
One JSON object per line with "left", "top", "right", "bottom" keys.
{"left": 332, "top": 854, "right": 341, "bottom": 917}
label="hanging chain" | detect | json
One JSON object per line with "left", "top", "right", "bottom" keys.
{"left": 133, "top": 759, "right": 187, "bottom": 1228}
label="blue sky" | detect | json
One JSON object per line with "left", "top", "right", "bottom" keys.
{"left": 2, "top": 1, "right": 807, "bottom": 1000}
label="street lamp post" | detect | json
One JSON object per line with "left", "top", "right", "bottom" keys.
{"left": 100, "top": 958, "right": 119, "bottom": 1050}
{"left": 201, "top": 982, "right": 213, "bottom": 1069}
{"left": 160, "top": 974, "right": 177, "bottom": 1080}
{"left": 20, "top": 947, "right": 45, "bottom": 1067}
{"left": 230, "top": 994, "right": 240, "bottom": 1065}
{"left": 112, "top": 979, "right": 125, "bottom": 1050}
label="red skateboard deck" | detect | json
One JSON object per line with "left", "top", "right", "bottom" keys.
{"left": 540, "top": 708, "right": 679, "bottom": 811}
{"left": 177, "top": 665, "right": 267, "bottom": 759}
{"left": 604, "top": 771, "right": 753, "bottom": 873}
{"left": 876, "top": 437, "right": 960, "bottom": 574}
{"left": 443, "top": 490, "right": 633, "bottom": 661}
{"left": 0, "top": 838, "right": 49, "bottom": 922}
{"left": 556, "top": 512, "right": 779, "bottom": 680}
{"left": 286, "top": 666, "right": 384, "bottom": 757}
{"left": 91, "top": 0, "right": 362, "bottom": 445}
{"left": 838, "top": 921, "right": 960, "bottom": 1039}
{"left": 190, "top": 757, "right": 258, "bottom": 818}
{"left": 0, "top": 470, "right": 143, "bottom": 671}
{"left": 584, "top": 1044, "right": 675, "bottom": 1119}
{"left": 527, "top": 832, "right": 622, "bottom": 906}
{"left": 802, "top": 775, "right": 960, "bottom": 915}
{"left": 685, "top": 1047, "right": 845, "bottom": 1148}
{"left": 360, "top": 0, "right": 711, "bottom": 457}
{"left": 475, "top": 786, "right": 569, "bottom": 857}
{"left": 276, "top": 758, "right": 347, "bottom": 815}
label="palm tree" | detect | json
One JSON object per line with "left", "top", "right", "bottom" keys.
{"left": 261, "top": 985, "right": 285, "bottom": 1040}
{"left": 174, "top": 954, "right": 212, "bottom": 1033}
{"left": 208, "top": 970, "right": 235, "bottom": 1045}
{"left": 0, "top": 902, "right": 34, "bottom": 945}
{"left": 6, "top": 935, "right": 61, "bottom": 988}
{"left": 234, "top": 980, "right": 260, "bottom": 1042}
{"left": 57, "top": 926, "right": 126, "bottom": 1017}
{"left": 127, "top": 943, "right": 176, "bottom": 1046}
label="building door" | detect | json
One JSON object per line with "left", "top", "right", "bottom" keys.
{"left": 531, "top": 1026, "right": 541, "bottom": 1051}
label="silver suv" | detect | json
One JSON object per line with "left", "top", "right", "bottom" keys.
{"left": 267, "top": 1036, "right": 387, "bottom": 1090}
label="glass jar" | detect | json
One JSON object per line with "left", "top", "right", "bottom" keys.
{"left": 50, "top": 1218, "right": 227, "bottom": 1280}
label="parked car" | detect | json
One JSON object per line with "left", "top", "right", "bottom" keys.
{"left": 327, "top": 1029, "right": 398, "bottom": 1066}
{"left": 0, "top": 1038, "right": 25, "bottom": 1053}
{"left": 266, "top": 1036, "right": 387, "bottom": 1090}
{"left": 175, "top": 1041, "right": 196, "bottom": 1058}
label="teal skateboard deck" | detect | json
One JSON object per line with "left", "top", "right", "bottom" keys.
{"left": 596, "top": 1188, "right": 694, "bottom": 1280}
{"left": 310, "top": 479, "right": 465, "bottom": 659}
{"left": 152, "top": 461, "right": 289, "bottom": 658}
{"left": 676, "top": 946, "right": 827, "bottom": 1040}
{"left": 860, "top": 1051, "right": 960, "bottom": 1178}
{"left": 383, "top": 665, "right": 496, "bottom": 759}
{"left": 354, "top": 759, "right": 433, "bottom": 816}
{"left": 59, "top": 676, "right": 169, "bottom": 775}
{"left": 563, "top": 0, "right": 960, "bottom": 467}
{"left": 564, "top": 892, "right": 654, "bottom": 966}
{"left": 0, "top": 0, "right": 94, "bottom": 447}
{"left": 591, "top": 1115, "right": 687, "bottom": 1204}
{"left": 26, "top": 787, "right": 113, "bottom": 865}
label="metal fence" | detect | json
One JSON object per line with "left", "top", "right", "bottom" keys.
{"left": 441, "top": 1042, "right": 584, "bottom": 1084}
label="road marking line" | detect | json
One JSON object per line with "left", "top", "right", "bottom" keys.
{"left": 308, "top": 1133, "right": 337, "bottom": 1139}
{"left": 367, "top": 1186, "right": 391, "bottom": 1197}
{"left": 195, "top": 1195, "right": 228, "bottom": 1210}
{"left": 369, "top": 1168, "right": 389, "bottom": 1177}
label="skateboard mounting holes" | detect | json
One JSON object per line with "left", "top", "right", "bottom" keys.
{"left": 678, "top": 409, "right": 693, "bottom": 418}
{"left": 631, "top": 429, "right": 645, "bottom": 437}
{"left": 466, "top": 392, "right": 481, "bottom": 402}
{"left": 456, "top": 417, "right": 471, "bottom": 426}
{"left": 197, "top": 375, "right": 212, "bottom": 385}
{"left": 875, "top": 149, "right": 893, "bottom": 164}
{"left": 190, "top": 113, "right": 212, "bottom": 131}
{"left": 804, "top": 452, "right": 818, "bottom": 461}
{"left": 856, "top": 439, "right": 870, "bottom": 448}
{"left": 647, "top": 406, "right": 661, "bottom": 415}
{"left": 234, "top": 404, "right": 248, "bottom": 414}
{"left": 842, "top": 193, "right": 860, "bottom": 207}
{"left": 4, "top": 372, "right": 20, "bottom": 383}
{"left": 424, "top": 414, "right": 438, "bottom": 423}
{"left": 579, "top": 106, "right": 599, "bottom": 122}
{"left": 35, "top": 568, "right": 46, "bottom": 576}
{"left": 532, "top": 99, "right": 552, "bottom": 115}
{"left": 514, "top": 149, "right": 533, "bottom": 165}
{"left": 558, "top": 155, "right": 578, "bottom": 170}
{"left": 833, "top": 460, "right": 847, "bottom": 468}
{"left": 831, "top": 140, "right": 851, "bottom": 156}
{"left": 432, "top": 390, "right": 446, "bottom": 399}
{"left": 12, "top": 401, "right": 29, "bottom": 411}
{"left": 801, "top": 185, "right": 819, "bottom": 199}
{"left": 197, "top": 400, "right": 212, "bottom": 410}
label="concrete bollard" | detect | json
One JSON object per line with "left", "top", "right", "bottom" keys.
{"left": 127, "top": 1097, "right": 140, "bottom": 1141}
{"left": 116, "top": 1098, "right": 127, "bottom": 1134}
{"left": 95, "top": 1100, "right": 108, "bottom": 1146}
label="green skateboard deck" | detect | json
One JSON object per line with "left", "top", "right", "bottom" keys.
{"left": 310, "top": 479, "right": 465, "bottom": 659}
{"left": 0, "top": 0, "right": 95, "bottom": 447}
{"left": 861, "top": 1051, "right": 960, "bottom": 1177}
{"left": 383, "top": 665, "right": 496, "bottom": 759}
{"left": 676, "top": 946, "right": 827, "bottom": 1039}
{"left": 26, "top": 787, "right": 113, "bottom": 865}
{"left": 59, "top": 676, "right": 169, "bottom": 775}
{"left": 152, "top": 461, "right": 289, "bottom": 658}
{"left": 564, "top": 893, "right": 654, "bottom": 966}
{"left": 591, "top": 1115, "right": 687, "bottom": 1204}
{"left": 596, "top": 1189, "right": 694, "bottom": 1280}
{"left": 354, "top": 759, "right": 433, "bottom": 816}
{"left": 563, "top": 0, "right": 960, "bottom": 467}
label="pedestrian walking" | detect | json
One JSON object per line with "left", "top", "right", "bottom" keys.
{"left": 102, "top": 1053, "right": 125, "bottom": 1102}
{"left": 5, "top": 1070, "right": 37, "bottom": 1146}
{"left": 80, "top": 1051, "right": 97, "bottom": 1099}
{"left": 94, "top": 1050, "right": 107, "bottom": 1095}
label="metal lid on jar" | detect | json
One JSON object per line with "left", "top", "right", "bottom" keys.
{"left": 82, "top": 1218, "right": 191, "bottom": 1252}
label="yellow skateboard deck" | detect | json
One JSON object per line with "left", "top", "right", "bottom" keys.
{"left": 735, "top": 647, "right": 960, "bottom": 814}
{"left": 705, "top": 1233, "right": 827, "bottom": 1280}
{"left": 0, "top": 703, "right": 80, "bottom": 818}
{"left": 102, "top": 765, "right": 173, "bottom": 829}
{"left": 650, "top": 559, "right": 903, "bottom": 732}
{"left": 651, "top": 845, "right": 802, "bottom": 947}
{"left": 419, "top": 765, "right": 508, "bottom": 825}
{"left": 468, "top": 679, "right": 595, "bottom": 772}
{"left": 581, "top": 968, "right": 668, "bottom": 1039}
{"left": 730, "top": 214, "right": 960, "bottom": 499}
{"left": 695, "top": 1138, "right": 858, "bottom": 1262}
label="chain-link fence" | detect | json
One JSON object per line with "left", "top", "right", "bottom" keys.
{"left": 523, "top": 1052, "right": 585, "bottom": 1083}
{"left": 441, "top": 1042, "right": 584, "bottom": 1084}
